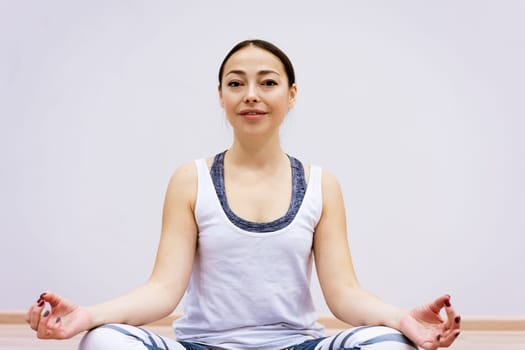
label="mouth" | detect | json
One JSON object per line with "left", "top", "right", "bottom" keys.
{"left": 239, "top": 109, "right": 267, "bottom": 116}
{"left": 239, "top": 109, "right": 267, "bottom": 120}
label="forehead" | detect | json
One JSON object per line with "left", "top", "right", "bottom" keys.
{"left": 223, "top": 46, "right": 286, "bottom": 75}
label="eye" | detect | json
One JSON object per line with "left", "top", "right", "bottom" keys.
{"left": 227, "top": 80, "right": 242, "bottom": 87}
{"left": 262, "top": 80, "right": 278, "bottom": 87}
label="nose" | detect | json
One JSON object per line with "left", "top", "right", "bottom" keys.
{"left": 244, "top": 84, "right": 260, "bottom": 103}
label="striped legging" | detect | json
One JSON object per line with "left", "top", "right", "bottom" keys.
{"left": 78, "top": 324, "right": 417, "bottom": 350}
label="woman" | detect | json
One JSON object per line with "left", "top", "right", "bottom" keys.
{"left": 26, "top": 39, "right": 461, "bottom": 350}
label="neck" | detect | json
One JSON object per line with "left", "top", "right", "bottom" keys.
{"left": 227, "top": 133, "right": 286, "bottom": 169}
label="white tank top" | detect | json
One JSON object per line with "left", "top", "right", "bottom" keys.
{"left": 173, "top": 157, "right": 325, "bottom": 350}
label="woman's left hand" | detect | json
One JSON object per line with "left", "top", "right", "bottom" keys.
{"left": 399, "top": 294, "right": 461, "bottom": 350}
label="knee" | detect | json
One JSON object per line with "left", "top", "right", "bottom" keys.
{"left": 78, "top": 325, "right": 123, "bottom": 350}
{"left": 356, "top": 326, "right": 417, "bottom": 350}
{"left": 323, "top": 326, "right": 417, "bottom": 350}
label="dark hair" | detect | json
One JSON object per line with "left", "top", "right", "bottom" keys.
{"left": 218, "top": 39, "right": 296, "bottom": 88}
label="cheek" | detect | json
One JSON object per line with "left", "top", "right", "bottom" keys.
{"left": 220, "top": 95, "right": 236, "bottom": 111}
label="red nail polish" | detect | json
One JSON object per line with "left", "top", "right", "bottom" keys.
{"left": 437, "top": 334, "right": 441, "bottom": 341}
{"left": 455, "top": 316, "right": 461, "bottom": 323}
{"left": 43, "top": 310, "right": 49, "bottom": 317}
{"left": 444, "top": 299, "right": 451, "bottom": 307}
{"left": 40, "top": 293, "right": 47, "bottom": 299}
{"left": 55, "top": 317, "right": 61, "bottom": 323}
{"left": 37, "top": 300, "right": 45, "bottom": 307}
{"left": 455, "top": 332, "right": 461, "bottom": 337}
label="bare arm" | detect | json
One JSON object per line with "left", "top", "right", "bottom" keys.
{"left": 27, "top": 161, "right": 199, "bottom": 338}
{"left": 314, "top": 170, "right": 404, "bottom": 328}
{"left": 314, "top": 171, "right": 460, "bottom": 349}
{"left": 88, "top": 161, "right": 198, "bottom": 326}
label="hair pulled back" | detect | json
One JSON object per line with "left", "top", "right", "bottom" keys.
{"left": 218, "top": 39, "right": 296, "bottom": 88}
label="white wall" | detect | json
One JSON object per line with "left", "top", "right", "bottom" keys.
{"left": 1, "top": 0, "right": 524, "bottom": 317}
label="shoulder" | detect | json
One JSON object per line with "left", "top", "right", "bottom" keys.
{"left": 165, "top": 154, "right": 216, "bottom": 198}
{"left": 168, "top": 160, "right": 198, "bottom": 186}
{"left": 299, "top": 159, "right": 341, "bottom": 194}
{"left": 319, "top": 169, "right": 345, "bottom": 210}
{"left": 298, "top": 159, "right": 343, "bottom": 199}
{"left": 320, "top": 169, "right": 341, "bottom": 190}
{"left": 296, "top": 158, "right": 341, "bottom": 190}
{"left": 164, "top": 160, "right": 200, "bottom": 209}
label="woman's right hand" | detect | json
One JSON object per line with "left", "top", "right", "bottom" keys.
{"left": 25, "top": 292, "right": 93, "bottom": 339}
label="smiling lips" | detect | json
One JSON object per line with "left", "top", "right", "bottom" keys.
{"left": 239, "top": 109, "right": 267, "bottom": 120}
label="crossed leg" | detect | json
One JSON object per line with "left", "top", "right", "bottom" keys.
{"left": 314, "top": 326, "right": 417, "bottom": 350}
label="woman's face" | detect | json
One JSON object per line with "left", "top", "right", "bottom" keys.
{"left": 219, "top": 45, "right": 297, "bottom": 138}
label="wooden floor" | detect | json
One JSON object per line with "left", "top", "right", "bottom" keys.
{"left": 2, "top": 324, "right": 525, "bottom": 349}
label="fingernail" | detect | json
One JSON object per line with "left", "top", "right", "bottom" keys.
{"left": 455, "top": 332, "right": 461, "bottom": 337}
{"left": 455, "top": 316, "right": 461, "bottom": 323}
{"left": 43, "top": 310, "right": 49, "bottom": 317}
{"left": 55, "top": 317, "right": 61, "bottom": 323}
{"left": 37, "top": 300, "right": 45, "bottom": 307}
{"left": 40, "top": 293, "right": 47, "bottom": 299}
{"left": 437, "top": 334, "right": 441, "bottom": 341}
{"left": 444, "top": 299, "right": 451, "bottom": 307}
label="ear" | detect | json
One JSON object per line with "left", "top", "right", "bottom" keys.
{"left": 288, "top": 84, "right": 298, "bottom": 109}
{"left": 218, "top": 85, "right": 224, "bottom": 109}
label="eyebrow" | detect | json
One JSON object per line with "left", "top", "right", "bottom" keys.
{"left": 225, "top": 69, "right": 281, "bottom": 77}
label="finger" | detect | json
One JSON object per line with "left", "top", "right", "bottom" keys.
{"left": 36, "top": 307, "right": 56, "bottom": 339}
{"left": 25, "top": 296, "right": 43, "bottom": 324}
{"left": 37, "top": 292, "right": 72, "bottom": 339}
{"left": 420, "top": 337, "right": 439, "bottom": 350}
{"left": 40, "top": 291, "right": 63, "bottom": 308}
{"left": 29, "top": 297, "right": 46, "bottom": 331}
{"left": 429, "top": 294, "right": 451, "bottom": 313}
{"left": 24, "top": 305, "right": 32, "bottom": 324}
{"left": 416, "top": 329, "right": 442, "bottom": 350}
{"left": 439, "top": 329, "right": 461, "bottom": 347}
{"left": 444, "top": 304, "right": 460, "bottom": 331}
